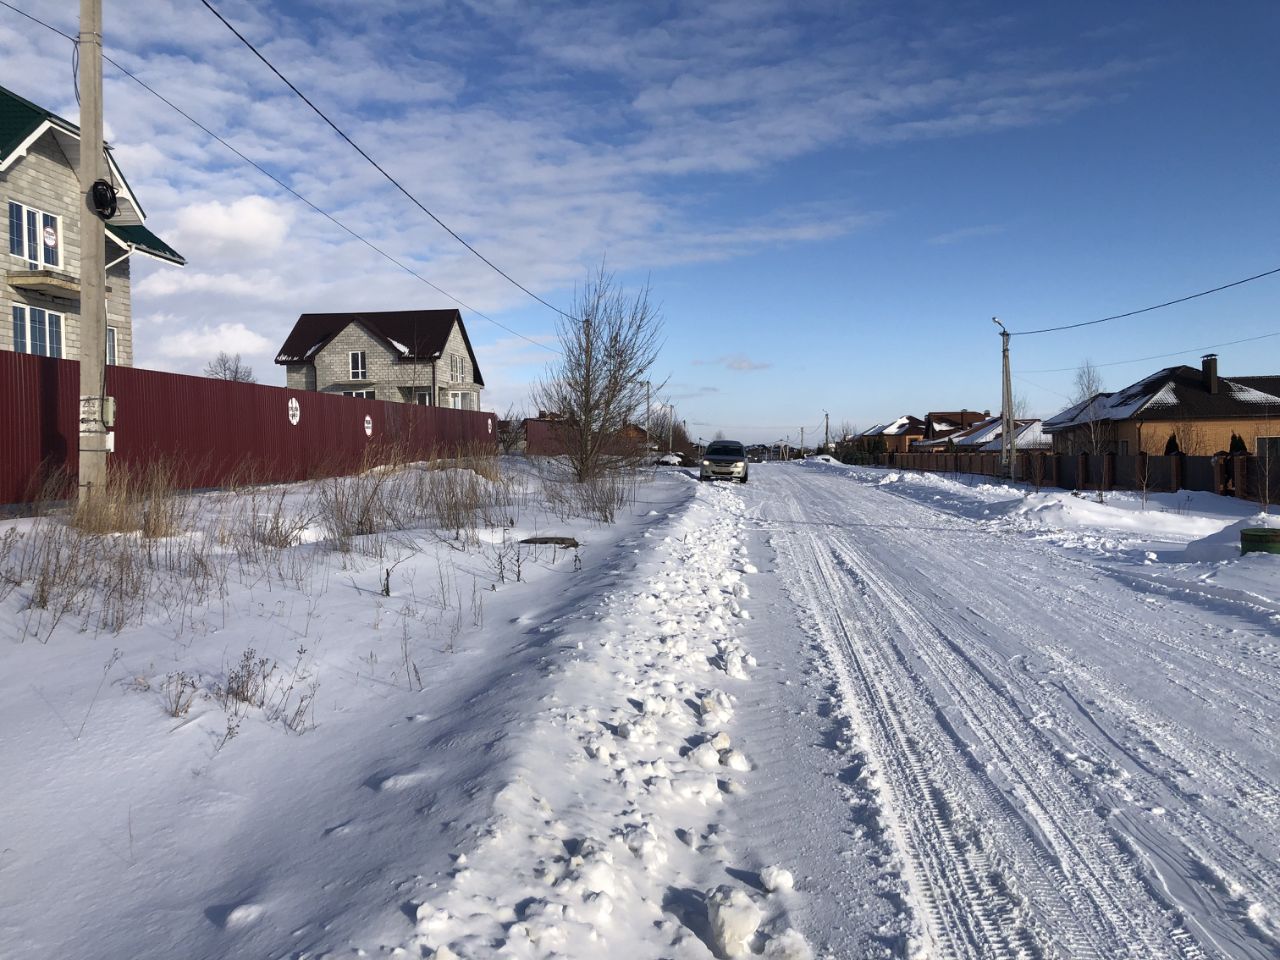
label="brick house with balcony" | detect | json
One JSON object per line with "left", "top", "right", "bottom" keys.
{"left": 2, "top": 84, "right": 184, "bottom": 365}
{"left": 275, "top": 309, "right": 484, "bottom": 408}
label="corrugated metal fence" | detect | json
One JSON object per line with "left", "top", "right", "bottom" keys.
{"left": 1, "top": 352, "right": 495, "bottom": 504}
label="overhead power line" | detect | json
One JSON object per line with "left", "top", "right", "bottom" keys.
{"left": 1011, "top": 265, "right": 1280, "bottom": 336}
{"left": 197, "top": 0, "right": 576, "bottom": 322}
{"left": 1020, "top": 330, "right": 1280, "bottom": 374}
{"left": 0, "top": 0, "right": 557, "bottom": 353}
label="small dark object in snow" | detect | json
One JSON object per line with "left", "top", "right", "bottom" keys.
{"left": 520, "top": 535, "right": 580, "bottom": 548}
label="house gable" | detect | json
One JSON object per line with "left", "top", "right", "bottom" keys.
{"left": 2, "top": 84, "right": 182, "bottom": 366}
{"left": 279, "top": 310, "right": 485, "bottom": 406}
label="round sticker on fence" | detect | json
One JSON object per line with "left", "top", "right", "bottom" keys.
{"left": 488, "top": 417, "right": 493, "bottom": 434}
{"left": 364, "top": 414, "right": 373, "bottom": 437}
{"left": 287, "top": 397, "right": 301, "bottom": 425}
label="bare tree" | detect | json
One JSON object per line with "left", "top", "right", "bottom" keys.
{"left": 532, "top": 265, "right": 664, "bottom": 482}
{"left": 497, "top": 404, "right": 526, "bottom": 454}
{"left": 1071, "top": 359, "right": 1109, "bottom": 500}
{"left": 205, "top": 351, "right": 256, "bottom": 383}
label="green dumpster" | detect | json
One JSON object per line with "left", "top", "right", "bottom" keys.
{"left": 1240, "top": 528, "right": 1280, "bottom": 555}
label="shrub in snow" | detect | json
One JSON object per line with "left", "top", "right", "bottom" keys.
{"left": 707, "top": 885, "right": 762, "bottom": 957}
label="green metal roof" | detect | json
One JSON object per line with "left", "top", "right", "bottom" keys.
{"left": 106, "top": 224, "right": 186, "bottom": 266}
{"left": 2, "top": 84, "right": 183, "bottom": 266}
{"left": 0, "top": 85, "right": 64, "bottom": 163}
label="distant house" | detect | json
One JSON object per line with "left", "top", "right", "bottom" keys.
{"left": 275, "top": 309, "right": 484, "bottom": 407}
{"left": 860, "top": 415, "right": 925, "bottom": 454}
{"left": 1042, "top": 354, "right": 1280, "bottom": 457}
{"left": 2, "top": 83, "right": 184, "bottom": 365}
{"left": 922, "top": 409, "right": 988, "bottom": 442}
{"left": 914, "top": 415, "right": 1050, "bottom": 453}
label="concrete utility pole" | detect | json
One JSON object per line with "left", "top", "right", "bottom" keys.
{"left": 824, "top": 411, "right": 829, "bottom": 451}
{"left": 993, "top": 317, "right": 1016, "bottom": 479}
{"left": 78, "top": 0, "right": 109, "bottom": 501}
{"left": 800, "top": 426, "right": 805, "bottom": 457}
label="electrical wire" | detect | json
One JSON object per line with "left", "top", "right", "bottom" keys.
{"left": 197, "top": 0, "right": 577, "bottom": 323}
{"left": 1020, "top": 330, "right": 1280, "bottom": 374}
{"left": 1010, "top": 265, "right": 1280, "bottom": 336}
{"left": 0, "top": 0, "right": 558, "bottom": 353}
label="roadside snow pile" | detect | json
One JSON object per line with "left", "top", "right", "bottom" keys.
{"left": 381, "top": 483, "right": 811, "bottom": 959}
{"left": 1181, "top": 512, "right": 1280, "bottom": 562}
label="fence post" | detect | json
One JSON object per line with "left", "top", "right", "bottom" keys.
{"left": 1171, "top": 453, "right": 1183, "bottom": 492}
{"left": 1103, "top": 452, "right": 1114, "bottom": 492}
{"left": 1232, "top": 454, "right": 1247, "bottom": 499}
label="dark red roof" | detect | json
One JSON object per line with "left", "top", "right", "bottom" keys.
{"left": 275, "top": 309, "right": 483, "bottom": 386}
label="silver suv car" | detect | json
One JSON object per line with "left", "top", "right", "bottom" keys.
{"left": 700, "top": 440, "right": 749, "bottom": 483}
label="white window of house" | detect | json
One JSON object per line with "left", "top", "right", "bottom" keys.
{"left": 449, "top": 353, "right": 459, "bottom": 379}
{"left": 342, "top": 389, "right": 375, "bottom": 399}
{"left": 449, "top": 391, "right": 463, "bottom": 409}
{"left": 106, "top": 326, "right": 118, "bottom": 366}
{"left": 350, "top": 351, "right": 367, "bottom": 380}
{"left": 415, "top": 391, "right": 432, "bottom": 406}
{"left": 12, "top": 305, "right": 63, "bottom": 357}
{"left": 7, "top": 201, "right": 61, "bottom": 269}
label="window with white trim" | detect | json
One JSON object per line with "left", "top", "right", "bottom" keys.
{"left": 342, "top": 389, "right": 375, "bottom": 399}
{"left": 415, "top": 391, "right": 432, "bottom": 406}
{"left": 106, "top": 326, "right": 118, "bottom": 366}
{"left": 449, "top": 391, "right": 463, "bottom": 409}
{"left": 12, "top": 305, "right": 63, "bottom": 357}
{"left": 7, "top": 201, "right": 61, "bottom": 269}
{"left": 350, "top": 350, "right": 367, "bottom": 380}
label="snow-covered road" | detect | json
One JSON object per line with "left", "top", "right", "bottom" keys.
{"left": 2, "top": 460, "right": 1276, "bottom": 959}
{"left": 748, "top": 462, "right": 1280, "bottom": 958}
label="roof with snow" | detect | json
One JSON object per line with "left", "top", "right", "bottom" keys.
{"left": 275, "top": 309, "right": 484, "bottom": 385}
{"left": 863, "top": 415, "right": 924, "bottom": 437}
{"left": 1042, "top": 364, "right": 1280, "bottom": 432}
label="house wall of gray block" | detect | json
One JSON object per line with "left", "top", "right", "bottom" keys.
{"left": 2, "top": 132, "right": 135, "bottom": 365}
{"left": 308, "top": 320, "right": 482, "bottom": 408}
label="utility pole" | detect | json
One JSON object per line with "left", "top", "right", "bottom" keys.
{"left": 645, "top": 381, "right": 650, "bottom": 450}
{"left": 667, "top": 408, "right": 673, "bottom": 452}
{"left": 78, "top": 0, "right": 109, "bottom": 502}
{"left": 993, "top": 317, "right": 1015, "bottom": 479}
{"left": 824, "top": 411, "right": 829, "bottom": 451}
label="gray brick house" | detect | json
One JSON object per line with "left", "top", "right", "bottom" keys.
{"left": 2, "top": 84, "right": 184, "bottom": 365}
{"left": 275, "top": 309, "right": 485, "bottom": 408}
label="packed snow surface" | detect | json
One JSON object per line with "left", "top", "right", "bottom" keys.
{"left": 1, "top": 458, "right": 1276, "bottom": 959}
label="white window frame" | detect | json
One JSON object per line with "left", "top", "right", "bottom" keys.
{"left": 11, "top": 305, "right": 64, "bottom": 358}
{"left": 449, "top": 391, "right": 463, "bottom": 409}
{"left": 342, "top": 389, "right": 375, "bottom": 399}
{"left": 106, "top": 326, "right": 118, "bottom": 366}
{"left": 7, "top": 200, "right": 61, "bottom": 270}
{"left": 415, "top": 391, "right": 432, "bottom": 406}
{"left": 349, "top": 350, "right": 367, "bottom": 380}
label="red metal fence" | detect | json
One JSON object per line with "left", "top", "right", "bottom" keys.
{"left": 0, "top": 352, "right": 495, "bottom": 504}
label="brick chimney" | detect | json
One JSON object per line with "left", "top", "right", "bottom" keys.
{"left": 1201, "top": 354, "right": 1219, "bottom": 394}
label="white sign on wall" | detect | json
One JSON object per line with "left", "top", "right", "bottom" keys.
{"left": 287, "top": 397, "right": 301, "bottom": 425}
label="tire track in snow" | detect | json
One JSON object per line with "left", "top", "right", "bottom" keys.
{"left": 761, "top": 468, "right": 1251, "bottom": 959}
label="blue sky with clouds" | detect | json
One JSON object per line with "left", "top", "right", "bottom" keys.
{"left": 3, "top": 0, "right": 1278, "bottom": 443}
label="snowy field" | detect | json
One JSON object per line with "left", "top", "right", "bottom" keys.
{"left": 0, "top": 458, "right": 1276, "bottom": 959}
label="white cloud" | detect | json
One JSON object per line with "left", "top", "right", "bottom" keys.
{"left": 170, "top": 196, "right": 293, "bottom": 262}
{"left": 152, "top": 322, "right": 274, "bottom": 361}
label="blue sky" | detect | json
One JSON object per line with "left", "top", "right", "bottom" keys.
{"left": 3, "top": 0, "right": 1278, "bottom": 443}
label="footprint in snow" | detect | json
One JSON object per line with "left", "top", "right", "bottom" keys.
{"left": 205, "top": 901, "right": 264, "bottom": 929}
